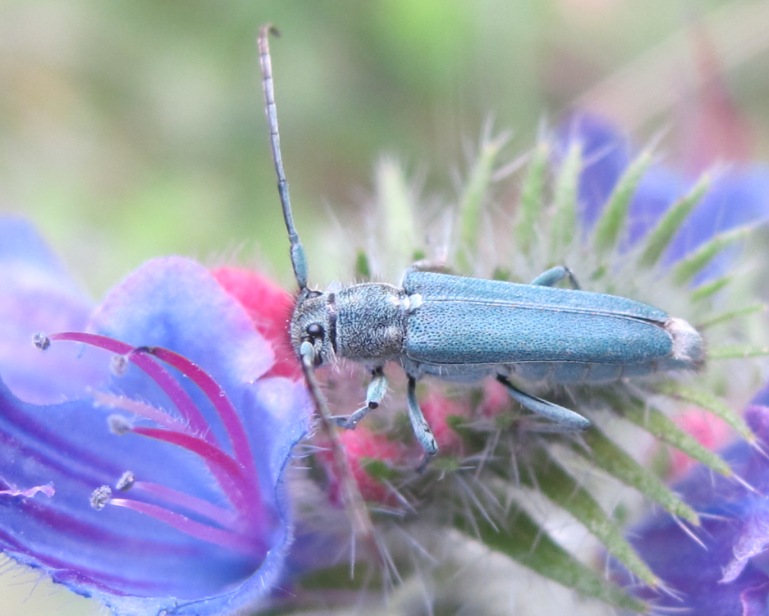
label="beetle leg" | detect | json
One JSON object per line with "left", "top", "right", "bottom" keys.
{"left": 406, "top": 376, "right": 438, "bottom": 461}
{"left": 530, "top": 265, "right": 580, "bottom": 290}
{"left": 496, "top": 375, "right": 590, "bottom": 431}
{"left": 333, "top": 366, "right": 388, "bottom": 429}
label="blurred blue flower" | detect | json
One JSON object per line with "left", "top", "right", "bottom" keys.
{"left": 0, "top": 217, "right": 312, "bottom": 615}
{"left": 556, "top": 113, "right": 769, "bottom": 282}
{"left": 557, "top": 113, "right": 769, "bottom": 613}
{"left": 620, "top": 402, "right": 769, "bottom": 615}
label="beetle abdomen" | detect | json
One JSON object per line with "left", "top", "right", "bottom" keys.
{"left": 402, "top": 270, "right": 704, "bottom": 384}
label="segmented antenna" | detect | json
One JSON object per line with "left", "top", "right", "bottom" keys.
{"left": 257, "top": 25, "right": 386, "bottom": 573}
{"left": 258, "top": 25, "right": 308, "bottom": 290}
{"left": 298, "top": 342, "right": 380, "bottom": 557}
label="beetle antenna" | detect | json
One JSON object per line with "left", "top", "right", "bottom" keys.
{"left": 259, "top": 25, "right": 391, "bottom": 576}
{"left": 298, "top": 345, "right": 376, "bottom": 538}
{"left": 258, "top": 24, "right": 308, "bottom": 291}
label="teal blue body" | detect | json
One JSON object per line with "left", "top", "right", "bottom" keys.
{"left": 287, "top": 266, "right": 704, "bottom": 458}
{"left": 401, "top": 270, "right": 701, "bottom": 384}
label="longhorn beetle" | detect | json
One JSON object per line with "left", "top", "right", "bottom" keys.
{"left": 257, "top": 27, "right": 705, "bottom": 461}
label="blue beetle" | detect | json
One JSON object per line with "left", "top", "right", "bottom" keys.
{"left": 257, "top": 27, "right": 704, "bottom": 458}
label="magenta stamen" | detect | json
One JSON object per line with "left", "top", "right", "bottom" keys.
{"left": 131, "top": 481, "right": 238, "bottom": 528}
{"left": 49, "top": 333, "right": 215, "bottom": 444}
{"left": 131, "top": 427, "right": 256, "bottom": 517}
{"left": 47, "top": 331, "right": 269, "bottom": 539}
{"left": 134, "top": 347, "right": 258, "bottom": 478}
{"left": 130, "top": 346, "right": 264, "bottom": 520}
{"left": 109, "top": 497, "right": 264, "bottom": 554}
{"left": 50, "top": 334, "right": 235, "bottom": 495}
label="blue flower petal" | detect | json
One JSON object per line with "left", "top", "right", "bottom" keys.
{"left": 751, "top": 381, "right": 769, "bottom": 408}
{"left": 0, "top": 243, "right": 313, "bottom": 615}
{"left": 0, "top": 384, "right": 256, "bottom": 601}
{"left": 663, "top": 166, "right": 769, "bottom": 283}
{"left": 555, "top": 113, "right": 769, "bottom": 282}
{"left": 555, "top": 113, "right": 633, "bottom": 230}
{"left": 665, "top": 167, "right": 769, "bottom": 260}
{"left": 621, "top": 405, "right": 769, "bottom": 614}
{"left": 741, "top": 581, "right": 769, "bottom": 616}
{"left": 625, "top": 166, "right": 686, "bottom": 246}
{"left": 89, "top": 257, "right": 277, "bottom": 463}
{"left": 0, "top": 216, "right": 107, "bottom": 404}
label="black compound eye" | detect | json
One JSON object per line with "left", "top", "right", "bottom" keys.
{"left": 306, "top": 323, "right": 324, "bottom": 340}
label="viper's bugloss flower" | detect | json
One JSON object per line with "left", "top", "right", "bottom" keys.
{"left": 557, "top": 112, "right": 769, "bottom": 282}
{"left": 554, "top": 110, "right": 769, "bottom": 613}
{"left": 211, "top": 266, "right": 299, "bottom": 379}
{"left": 620, "top": 403, "right": 769, "bottom": 615}
{"left": 420, "top": 392, "right": 471, "bottom": 454}
{"left": 331, "top": 428, "right": 413, "bottom": 504}
{"left": 0, "top": 217, "right": 312, "bottom": 615}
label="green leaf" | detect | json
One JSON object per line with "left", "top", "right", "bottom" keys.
{"left": 691, "top": 275, "right": 731, "bottom": 302}
{"left": 658, "top": 383, "right": 755, "bottom": 443}
{"left": 672, "top": 226, "right": 752, "bottom": 286}
{"left": 491, "top": 266, "right": 512, "bottom": 281}
{"left": 592, "top": 149, "right": 653, "bottom": 255}
{"left": 375, "top": 157, "right": 416, "bottom": 269}
{"left": 578, "top": 428, "right": 699, "bottom": 524}
{"left": 621, "top": 401, "right": 732, "bottom": 476}
{"left": 355, "top": 250, "right": 372, "bottom": 280}
{"left": 708, "top": 344, "right": 769, "bottom": 360}
{"left": 516, "top": 141, "right": 550, "bottom": 254}
{"left": 549, "top": 141, "right": 580, "bottom": 261}
{"left": 454, "top": 504, "right": 646, "bottom": 612}
{"left": 361, "top": 457, "right": 401, "bottom": 483}
{"left": 298, "top": 562, "right": 378, "bottom": 591}
{"left": 638, "top": 173, "right": 709, "bottom": 268}
{"left": 530, "top": 458, "right": 661, "bottom": 587}
{"left": 698, "top": 304, "right": 768, "bottom": 329}
{"left": 456, "top": 133, "right": 507, "bottom": 272}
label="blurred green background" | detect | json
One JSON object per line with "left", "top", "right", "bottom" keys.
{"left": 1, "top": 1, "right": 769, "bottom": 614}
{"left": 4, "top": 0, "right": 769, "bottom": 295}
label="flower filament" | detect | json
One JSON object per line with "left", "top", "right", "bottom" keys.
{"left": 39, "top": 331, "right": 270, "bottom": 555}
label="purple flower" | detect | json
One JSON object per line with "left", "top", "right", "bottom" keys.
{"left": 556, "top": 113, "right": 769, "bottom": 282}
{"left": 557, "top": 112, "right": 769, "bottom": 613}
{"left": 620, "top": 403, "right": 769, "bottom": 615}
{"left": 0, "top": 216, "right": 312, "bottom": 615}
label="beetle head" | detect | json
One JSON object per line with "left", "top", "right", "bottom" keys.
{"left": 290, "top": 289, "right": 335, "bottom": 367}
